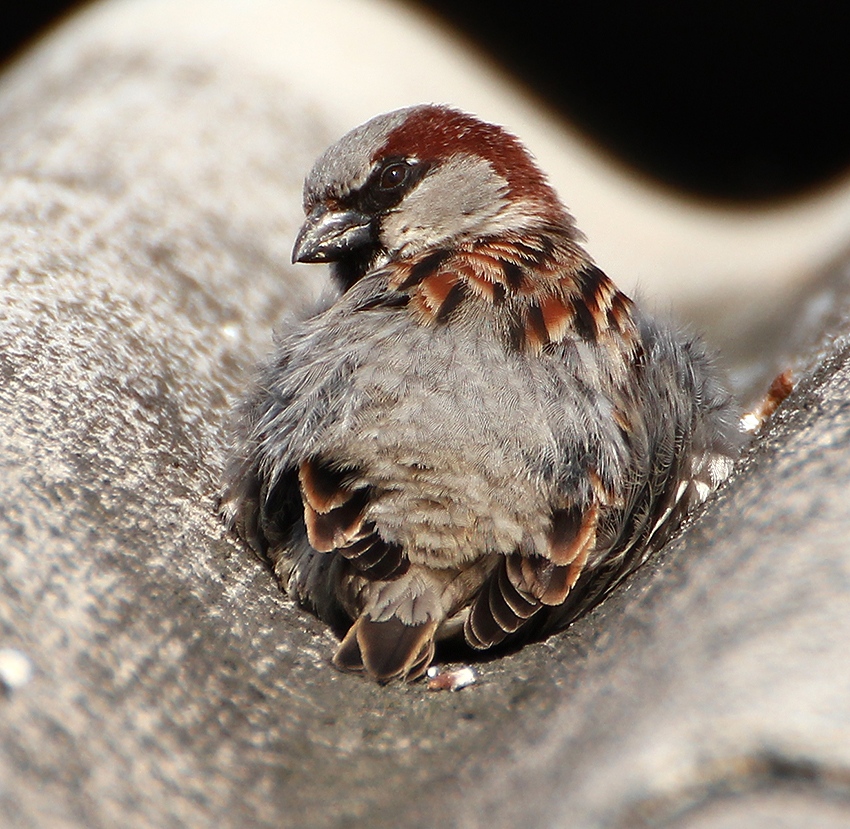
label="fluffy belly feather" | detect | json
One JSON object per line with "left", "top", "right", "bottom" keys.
{"left": 338, "top": 440, "right": 553, "bottom": 566}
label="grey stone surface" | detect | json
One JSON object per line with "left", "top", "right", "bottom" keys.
{"left": 1, "top": 3, "right": 850, "bottom": 828}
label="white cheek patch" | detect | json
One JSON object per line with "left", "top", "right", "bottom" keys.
{"left": 381, "top": 155, "right": 509, "bottom": 256}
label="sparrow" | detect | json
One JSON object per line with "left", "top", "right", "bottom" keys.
{"left": 221, "top": 104, "right": 740, "bottom": 683}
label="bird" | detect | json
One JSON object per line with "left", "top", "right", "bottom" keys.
{"left": 221, "top": 104, "right": 740, "bottom": 683}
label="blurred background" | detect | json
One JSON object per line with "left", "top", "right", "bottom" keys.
{"left": 5, "top": 0, "right": 850, "bottom": 202}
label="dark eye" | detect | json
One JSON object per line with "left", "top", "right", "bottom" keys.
{"left": 378, "top": 161, "right": 410, "bottom": 191}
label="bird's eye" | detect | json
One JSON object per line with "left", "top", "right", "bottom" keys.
{"left": 378, "top": 161, "right": 410, "bottom": 191}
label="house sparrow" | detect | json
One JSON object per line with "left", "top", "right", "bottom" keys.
{"left": 222, "top": 105, "right": 739, "bottom": 683}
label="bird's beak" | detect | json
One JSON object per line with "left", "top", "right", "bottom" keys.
{"left": 291, "top": 205, "right": 374, "bottom": 264}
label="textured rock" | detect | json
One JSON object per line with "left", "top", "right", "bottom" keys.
{"left": 2, "top": 2, "right": 850, "bottom": 828}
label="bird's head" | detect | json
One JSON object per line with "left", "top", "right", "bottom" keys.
{"left": 292, "top": 104, "right": 573, "bottom": 290}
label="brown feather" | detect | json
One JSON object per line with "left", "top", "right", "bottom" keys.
{"left": 340, "top": 529, "right": 410, "bottom": 580}
{"left": 588, "top": 468, "right": 621, "bottom": 508}
{"left": 386, "top": 232, "right": 637, "bottom": 354}
{"left": 536, "top": 563, "right": 572, "bottom": 606}
{"left": 489, "top": 563, "right": 533, "bottom": 633}
{"left": 298, "top": 459, "right": 350, "bottom": 513}
{"left": 391, "top": 249, "right": 452, "bottom": 291}
{"left": 497, "top": 559, "right": 539, "bottom": 619}
{"left": 302, "top": 487, "right": 369, "bottom": 552}
{"left": 434, "top": 281, "right": 467, "bottom": 322}
{"left": 565, "top": 533, "right": 593, "bottom": 588}
{"left": 464, "top": 554, "right": 547, "bottom": 649}
{"left": 548, "top": 502, "right": 599, "bottom": 565}
{"left": 418, "top": 271, "right": 460, "bottom": 314}
{"left": 411, "top": 248, "right": 632, "bottom": 354}
{"left": 537, "top": 541, "right": 592, "bottom": 606}
{"left": 539, "top": 293, "right": 573, "bottom": 342}
{"left": 504, "top": 552, "right": 536, "bottom": 598}
{"left": 333, "top": 624, "right": 366, "bottom": 674}
{"left": 607, "top": 292, "right": 636, "bottom": 337}
{"left": 569, "top": 293, "right": 598, "bottom": 340}
{"left": 406, "top": 639, "right": 438, "bottom": 681}
{"left": 334, "top": 616, "right": 438, "bottom": 682}
{"left": 463, "top": 269, "right": 499, "bottom": 301}
{"left": 523, "top": 303, "right": 549, "bottom": 351}
{"left": 503, "top": 536, "right": 594, "bottom": 609}
{"left": 465, "top": 581, "right": 509, "bottom": 649}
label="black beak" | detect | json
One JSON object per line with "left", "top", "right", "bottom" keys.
{"left": 291, "top": 205, "right": 374, "bottom": 264}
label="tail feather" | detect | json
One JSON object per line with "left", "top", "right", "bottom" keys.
{"left": 333, "top": 615, "right": 438, "bottom": 682}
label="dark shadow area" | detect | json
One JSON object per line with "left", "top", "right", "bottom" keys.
{"left": 419, "top": 1, "right": 850, "bottom": 201}
{"left": 0, "top": 0, "right": 82, "bottom": 70}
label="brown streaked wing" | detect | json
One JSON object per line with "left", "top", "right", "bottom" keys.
{"left": 340, "top": 528, "right": 410, "bottom": 581}
{"left": 465, "top": 581, "right": 511, "bottom": 649}
{"left": 539, "top": 292, "right": 574, "bottom": 343}
{"left": 302, "top": 487, "right": 369, "bottom": 552}
{"left": 504, "top": 545, "right": 592, "bottom": 609}
{"left": 548, "top": 502, "right": 599, "bottom": 565}
{"left": 299, "top": 458, "right": 369, "bottom": 552}
{"left": 463, "top": 555, "right": 542, "bottom": 650}
{"left": 390, "top": 248, "right": 452, "bottom": 291}
{"left": 298, "top": 458, "right": 351, "bottom": 513}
